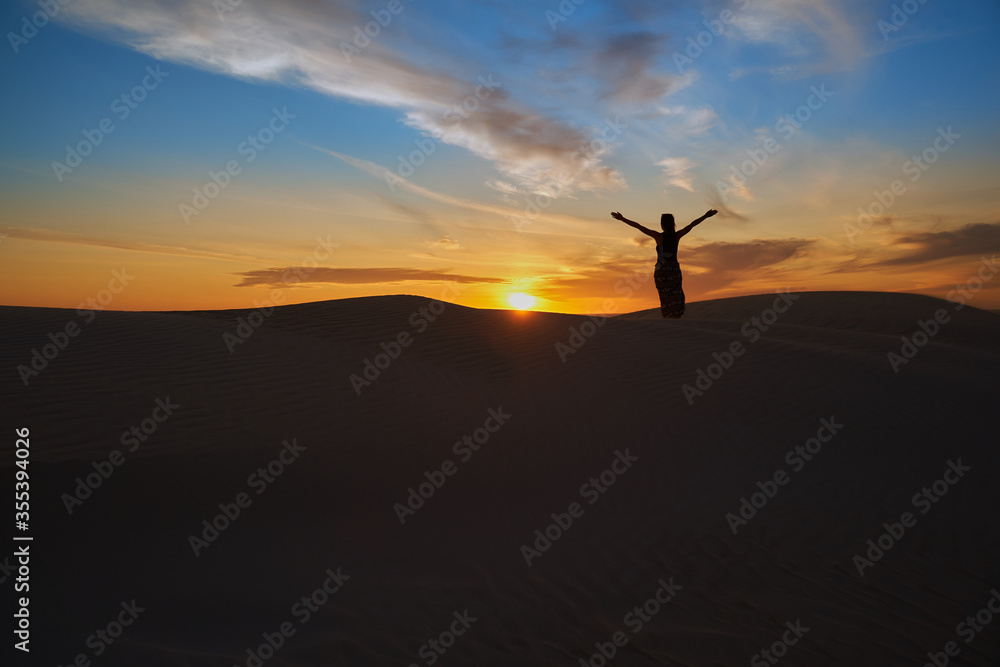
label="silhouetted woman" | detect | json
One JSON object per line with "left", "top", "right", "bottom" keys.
{"left": 610, "top": 209, "right": 717, "bottom": 318}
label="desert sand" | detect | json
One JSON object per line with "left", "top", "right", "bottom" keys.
{"left": 2, "top": 291, "right": 999, "bottom": 666}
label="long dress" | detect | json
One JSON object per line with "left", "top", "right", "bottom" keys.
{"left": 654, "top": 234, "right": 685, "bottom": 318}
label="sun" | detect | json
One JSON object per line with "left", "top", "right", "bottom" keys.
{"left": 508, "top": 293, "right": 536, "bottom": 310}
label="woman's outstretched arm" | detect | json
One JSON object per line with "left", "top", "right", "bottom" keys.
{"left": 611, "top": 211, "right": 658, "bottom": 239}
{"left": 677, "top": 209, "right": 718, "bottom": 238}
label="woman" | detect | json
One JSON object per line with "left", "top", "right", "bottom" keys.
{"left": 610, "top": 209, "right": 717, "bottom": 318}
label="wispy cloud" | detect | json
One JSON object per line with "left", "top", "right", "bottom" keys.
{"left": 430, "top": 237, "right": 462, "bottom": 250}
{"left": 705, "top": 187, "right": 750, "bottom": 222}
{"left": 309, "top": 145, "right": 527, "bottom": 220}
{"left": 866, "top": 222, "right": 1000, "bottom": 267}
{"left": 233, "top": 267, "right": 505, "bottom": 288}
{"left": 592, "top": 31, "right": 683, "bottom": 105}
{"left": 1, "top": 225, "right": 267, "bottom": 263}
{"left": 652, "top": 104, "right": 717, "bottom": 134}
{"left": 657, "top": 156, "right": 696, "bottom": 191}
{"left": 309, "top": 145, "right": 625, "bottom": 241}
{"left": 684, "top": 238, "right": 814, "bottom": 273}
{"left": 61, "top": 0, "right": 626, "bottom": 197}
{"left": 728, "top": 0, "right": 868, "bottom": 77}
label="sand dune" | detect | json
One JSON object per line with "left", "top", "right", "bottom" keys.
{"left": 2, "top": 291, "right": 999, "bottom": 666}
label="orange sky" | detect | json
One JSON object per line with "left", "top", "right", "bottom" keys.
{"left": 2, "top": 0, "right": 999, "bottom": 314}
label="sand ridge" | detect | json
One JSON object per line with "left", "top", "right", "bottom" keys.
{"left": 2, "top": 291, "right": 998, "bottom": 665}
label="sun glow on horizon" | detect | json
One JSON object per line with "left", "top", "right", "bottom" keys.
{"left": 508, "top": 292, "right": 536, "bottom": 310}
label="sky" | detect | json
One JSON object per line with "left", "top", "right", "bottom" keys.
{"left": 1, "top": 0, "right": 999, "bottom": 313}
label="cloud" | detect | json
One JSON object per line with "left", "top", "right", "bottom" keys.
{"left": 705, "top": 186, "right": 750, "bottom": 221}
{"left": 61, "top": 0, "right": 625, "bottom": 197}
{"left": 592, "top": 32, "right": 682, "bottom": 105}
{"left": 233, "top": 267, "right": 506, "bottom": 288}
{"left": 485, "top": 180, "right": 524, "bottom": 195}
{"left": 712, "top": 172, "right": 755, "bottom": 203}
{"left": 311, "top": 146, "right": 620, "bottom": 240}
{"left": 651, "top": 103, "right": 717, "bottom": 134}
{"left": 0, "top": 225, "right": 267, "bottom": 263}
{"left": 657, "top": 156, "right": 696, "bottom": 191}
{"left": 375, "top": 195, "right": 436, "bottom": 232}
{"left": 676, "top": 238, "right": 816, "bottom": 295}
{"left": 401, "top": 106, "right": 626, "bottom": 196}
{"left": 728, "top": 0, "right": 868, "bottom": 76}
{"left": 685, "top": 238, "right": 813, "bottom": 272}
{"left": 869, "top": 222, "right": 1000, "bottom": 267}
{"left": 498, "top": 19, "right": 690, "bottom": 107}
{"left": 310, "top": 145, "right": 523, "bottom": 220}
{"left": 430, "top": 237, "right": 462, "bottom": 250}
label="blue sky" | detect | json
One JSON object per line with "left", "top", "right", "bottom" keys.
{"left": 1, "top": 0, "right": 999, "bottom": 311}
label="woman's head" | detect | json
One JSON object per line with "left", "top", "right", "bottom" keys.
{"left": 661, "top": 213, "right": 675, "bottom": 232}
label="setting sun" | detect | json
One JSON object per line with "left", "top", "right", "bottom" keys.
{"left": 508, "top": 293, "right": 536, "bottom": 310}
